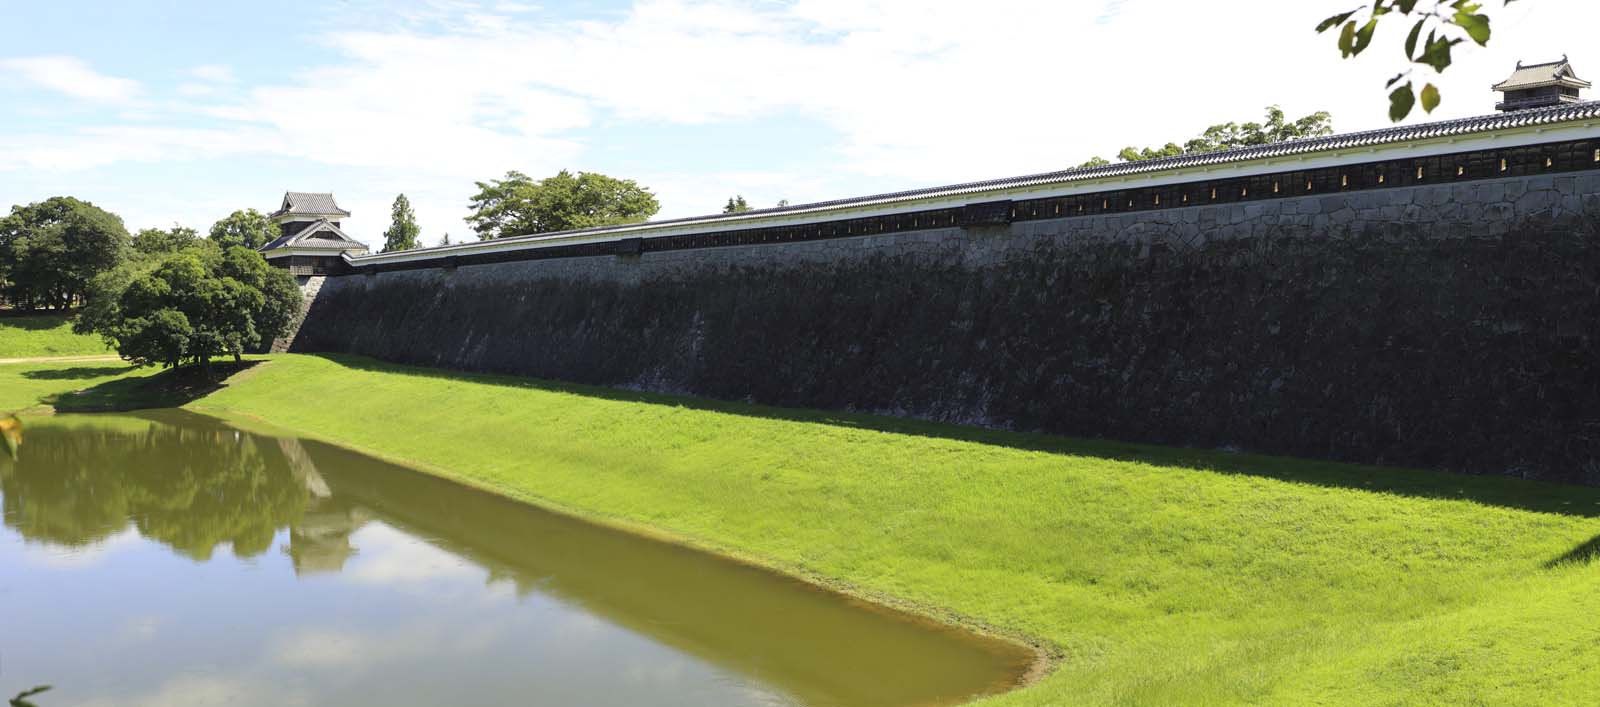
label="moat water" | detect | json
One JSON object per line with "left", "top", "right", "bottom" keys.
{"left": 0, "top": 411, "right": 1032, "bottom": 706}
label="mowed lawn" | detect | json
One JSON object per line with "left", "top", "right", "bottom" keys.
{"left": 0, "top": 359, "right": 138, "bottom": 412}
{"left": 0, "top": 314, "right": 111, "bottom": 358}
{"left": 176, "top": 354, "right": 1600, "bottom": 706}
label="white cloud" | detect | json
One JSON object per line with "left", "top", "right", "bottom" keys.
{"left": 0, "top": 55, "right": 140, "bottom": 101}
{"left": 0, "top": 125, "right": 279, "bottom": 171}
{"left": 7, "top": 0, "right": 1599, "bottom": 240}
{"left": 190, "top": 64, "right": 237, "bottom": 83}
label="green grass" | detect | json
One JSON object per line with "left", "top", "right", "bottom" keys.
{"left": 172, "top": 354, "right": 1600, "bottom": 706}
{"left": 0, "top": 314, "right": 111, "bottom": 358}
{"left": 0, "top": 359, "right": 140, "bottom": 412}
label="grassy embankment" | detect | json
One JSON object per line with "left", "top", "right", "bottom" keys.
{"left": 5, "top": 353, "right": 1600, "bottom": 705}
{"left": 0, "top": 314, "right": 111, "bottom": 359}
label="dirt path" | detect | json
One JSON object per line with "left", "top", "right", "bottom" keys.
{"left": 0, "top": 354, "right": 123, "bottom": 365}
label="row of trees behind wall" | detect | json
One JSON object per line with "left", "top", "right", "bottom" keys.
{"left": 0, "top": 199, "right": 283, "bottom": 311}
{"left": 2, "top": 104, "right": 1336, "bottom": 306}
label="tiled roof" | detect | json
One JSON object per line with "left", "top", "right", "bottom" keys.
{"left": 272, "top": 192, "right": 350, "bottom": 218}
{"left": 364, "top": 99, "right": 1600, "bottom": 257}
{"left": 260, "top": 219, "right": 367, "bottom": 252}
{"left": 1493, "top": 59, "right": 1591, "bottom": 91}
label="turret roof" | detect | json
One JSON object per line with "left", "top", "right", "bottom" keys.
{"left": 1493, "top": 57, "right": 1591, "bottom": 91}
{"left": 271, "top": 192, "right": 351, "bottom": 219}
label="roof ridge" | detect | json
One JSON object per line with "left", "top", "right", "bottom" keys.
{"left": 351, "top": 100, "right": 1600, "bottom": 259}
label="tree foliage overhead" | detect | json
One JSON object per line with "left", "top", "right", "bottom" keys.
{"left": 466, "top": 170, "right": 660, "bottom": 240}
{"left": 1078, "top": 106, "right": 1334, "bottom": 168}
{"left": 0, "top": 196, "right": 129, "bottom": 310}
{"left": 79, "top": 245, "right": 300, "bottom": 370}
{"left": 723, "top": 195, "right": 752, "bottom": 213}
{"left": 132, "top": 224, "right": 200, "bottom": 255}
{"left": 1316, "top": 0, "right": 1504, "bottom": 121}
{"left": 208, "top": 208, "right": 277, "bottom": 250}
{"left": 381, "top": 194, "right": 422, "bottom": 253}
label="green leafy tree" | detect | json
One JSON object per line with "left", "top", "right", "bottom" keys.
{"left": 723, "top": 195, "right": 752, "bottom": 213}
{"left": 381, "top": 194, "right": 423, "bottom": 252}
{"left": 1316, "top": 1, "right": 1503, "bottom": 121}
{"left": 208, "top": 208, "right": 277, "bottom": 250}
{"left": 467, "top": 170, "right": 660, "bottom": 239}
{"left": 1079, "top": 106, "right": 1334, "bottom": 167}
{"left": 83, "top": 247, "right": 299, "bottom": 371}
{"left": 439, "top": 233, "right": 452, "bottom": 247}
{"left": 132, "top": 224, "right": 200, "bottom": 255}
{"left": 776, "top": 199, "right": 791, "bottom": 208}
{"left": 0, "top": 196, "right": 128, "bottom": 310}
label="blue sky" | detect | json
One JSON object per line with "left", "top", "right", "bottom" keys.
{"left": 1, "top": 0, "right": 1595, "bottom": 244}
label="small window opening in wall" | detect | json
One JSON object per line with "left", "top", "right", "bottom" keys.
{"left": 1416, "top": 166, "right": 1424, "bottom": 180}
{"left": 1273, "top": 181, "right": 1280, "bottom": 194}
{"left": 1457, "top": 165, "right": 1466, "bottom": 176}
{"left": 1210, "top": 188, "right": 1217, "bottom": 200}
{"left": 1054, "top": 204, "right": 1061, "bottom": 214}
{"left": 1305, "top": 180, "right": 1313, "bottom": 191}
{"left": 1500, "top": 158, "right": 1508, "bottom": 172}
{"left": 1594, "top": 148, "right": 1600, "bottom": 162}
{"left": 1241, "top": 186, "right": 1248, "bottom": 197}
{"left": 1545, "top": 156, "right": 1554, "bottom": 168}
{"left": 1341, "top": 174, "right": 1349, "bottom": 187}
{"left": 1102, "top": 198, "right": 1109, "bottom": 209}
{"left": 1127, "top": 198, "right": 1134, "bottom": 208}
{"left": 1377, "top": 173, "right": 1385, "bottom": 184}
{"left": 1077, "top": 204, "right": 1085, "bottom": 213}
{"left": 1154, "top": 194, "right": 1161, "bottom": 206}
{"left": 1182, "top": 194, "right": 1189, "bottom": 204}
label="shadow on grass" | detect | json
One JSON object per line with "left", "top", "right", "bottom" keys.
{"left": 1546, "top": 534, "right": 1600, "bottom": 568}
{"left": 0, "top": 313, "right": 73, "bottom": 329}
{"left": 306, "top": 353, "right": 1600, "bottom": 519}
{"left": 49, "top": 361, "right": 260, "bottom": 413}
{"left": 21, "top": 365, "right": 129, "bottom": 380}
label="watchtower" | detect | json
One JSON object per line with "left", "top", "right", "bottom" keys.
{"left": 1493, "top": 56, "right": 1590, "bottom": 112}
{"left": 258, "top": 192, "right": 368, "bottom": 278}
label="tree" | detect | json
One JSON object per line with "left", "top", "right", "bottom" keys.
{"left": 439, "top": 233, "right": 452, "bottom": 247}
{"left": 208, "top": 208, "right": 276, "bottom": 250}
{"left": 381, "top": 194, "right": 422, "bottom": 253}
{"left": 1316, "top": 1, "right": 1503, "bottom": 121}
{"left": 81, "top": 246, "right": 299, "bottom": 372}
{"left": 723, "top": 195, "right": 752, "bottom": 213}
{"left": 0, "top": 197, "right": 128, "bottom": 310}
{"left": 467, "top": 170, "right": 660, "bottom": 239}
{"left": 132, "top": 224, "right": 200, "bottom": 255}
{"left": 776, "top": 199, "right": 791, "bottom": 208}
{"left": 1078, "top": 106, "right": 1334, "bottom": 167}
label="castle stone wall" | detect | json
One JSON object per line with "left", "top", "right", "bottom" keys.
{"left": 293, "top": 174, "right": 1600, "bottom": 483}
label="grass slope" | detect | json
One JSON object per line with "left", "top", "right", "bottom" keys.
{"left": 0, "top": 314, "right": 111, "bottom": 358}
{"left": 181, "top": 354, "right": 1600, "bottom": 706}
{"left": 0, "top": 360, "right": 139, "bottom": 412}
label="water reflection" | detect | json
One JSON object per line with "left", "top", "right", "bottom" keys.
{"left": 1, "top": 414, "right": 303, "bottom": 558}
{"left": 0, "top": 412, "right": 1033, "bottom": 707}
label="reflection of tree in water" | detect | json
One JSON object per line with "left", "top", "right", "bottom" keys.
{"left": 0, "top": 419, "right": 307, "bottom": 560}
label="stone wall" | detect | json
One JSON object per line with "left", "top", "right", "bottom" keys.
{"left": 270, "top": 275, "right": 326, "bottom": 354}
{"left": 293, "top": 174, "right": 1600, "bottom": 483}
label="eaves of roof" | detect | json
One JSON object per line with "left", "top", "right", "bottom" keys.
{"left": 349, "top": 100, "right": 1600, "bottom": 263}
